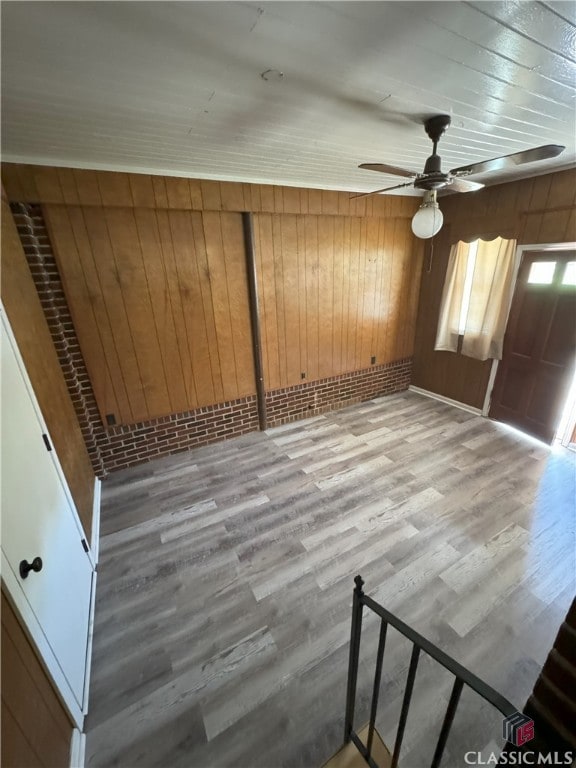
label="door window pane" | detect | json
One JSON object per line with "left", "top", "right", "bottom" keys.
{"left": 527, "top": 261, "right": 556, "bottom": 284}
{"left": 561, "top": 261, "right": 576, "bottom": 286}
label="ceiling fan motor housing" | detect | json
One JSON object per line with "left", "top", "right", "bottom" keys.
{"left": 417, "top": 115, "right": 452, "bottom": 189}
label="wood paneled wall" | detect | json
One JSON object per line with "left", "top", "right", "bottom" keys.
{"left": 1, "top": 590, "right": 73, "bottom": 768}
{"left": 412, "top": 169, "right": 576, "bottom": 409}
{"left": 2, "top": 163, "right": 422, "bottom": 428}
{"left": 254, "top": 214, "right": 422, "bottom": 390}
{"left": 1, "top": 163, "right": 418, "bottom": 219}
{"left": 44, "top": 206, "right": 254, "bottom": 424}
{"left": 1, "top": 196, "right": 95, "bottom": 534}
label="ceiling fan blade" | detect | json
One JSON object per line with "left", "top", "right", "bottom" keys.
{"left": 359, "top": 163, "right": 416, "bottom": 178}
{"left": 450, "top": 144, "right": 565, "bottom": 176}
{"left": 350, "top": 181, "right": 415, "bottom": 199}
{"left": 449, "top": 178, "right": 485, "bottom": 193}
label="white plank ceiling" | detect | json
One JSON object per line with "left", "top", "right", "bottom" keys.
{"left": 1, "top": 1, "right": 575, "bottom": 194}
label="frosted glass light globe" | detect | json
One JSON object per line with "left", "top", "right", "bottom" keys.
{"left": 411, "top": 203, "right": 443, "bottom": 239}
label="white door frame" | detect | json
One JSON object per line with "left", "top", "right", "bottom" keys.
{"left": 482, "top": 241, "right": 576, "bottom": 439}
{"left": 1, "top": 304, "right": 98, "bottom": 729}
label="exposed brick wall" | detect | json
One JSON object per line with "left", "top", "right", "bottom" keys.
{"left": 102, "top": 397, "right": 259, "bottom": 473}
{"left": 265, "top": 359, "right": 412, "bottom": 427}
{"left": 12, "top": 203, "right": 412, "bottom": 476}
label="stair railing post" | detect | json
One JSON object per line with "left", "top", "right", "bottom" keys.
{"left": 344, "top": 574, "right": 365, "bottom": 743}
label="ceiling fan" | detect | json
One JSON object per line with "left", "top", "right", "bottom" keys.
{"left": 355, "top": 114, "right": 565, "bottom": 238}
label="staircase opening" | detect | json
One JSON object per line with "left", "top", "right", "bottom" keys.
{"left": 328, "top": 576, "right": 519, "bottom": 768}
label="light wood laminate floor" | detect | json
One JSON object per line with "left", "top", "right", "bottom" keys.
{"left": 85, "top": 392, "right": 576, "bottom": 768}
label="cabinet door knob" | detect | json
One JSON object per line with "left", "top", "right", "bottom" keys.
{"left": 19, "top": 557, "right": 43, "bottom": 579}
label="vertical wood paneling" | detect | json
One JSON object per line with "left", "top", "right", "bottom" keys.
{"left": 331, "top": 217, "right": 345, "bottom": 375}
{"left": 152, "top": 176, "right": 169, "bottom": 208}
{"left": 220, "top": 182, "right": 245, "bottom": 212}
{"left": 60, "top": 207, "right": 130, "bottom": 421}
{"left": 133, "top": 209, "right": 189, "bottom": 413}
{"left": 317, "top": 215, "right": 334, "bottom": 379}
{"left": 200, "top": 181, "right": 222, "bottom": 210}
{"left": 1, "top": 591, "right": 72, "bottom": 768}
{"left": 73, "top": 169, "right": 102, "bottom": 206}
{"left": 172, "top": 211, "right": 213, "bottom": 405}
{"left": 97, "top": 172, "right": 132, "bottom": 207}
{"left": 57, "top": 168, "right": 79, "bottom": 205}
{"left": 218, "top": 212, "right": 256, "bottom": 397}
{"left": 257, "top": 213, "right": 278, "bottom": 389}
{"left": 254, "top": 213, "right": 421, "bottom": 390}
{"left": 345, "top": 217, "right": 360, "bottom": 372}
{"left": 128, "top": 174, "right": 155, "bottom": 208}
{"left": 412, "top": 169, "right": 576, "bottom": 409}
{"left": 304, "top": 215, "right": 320, "bottom": 381}
{"left": 385, "top": 219, "right": 404, "bottom": 363}
{"left": 46, "top": 206, "right": 255, "bottom": 424}
{"left": 296, "top": 215, "right": 308, "bottom": 379}
{"left": 2, "top": 163, "right": 422, "bottom": 223}
{"left": 1, "top": 198, "right": 95, "bottom": 532}
{"left": 155, "top": 210, "right": 200, "bottom": 406}
{"left": 165, "top": 177, "right": 192, "bottom": 210}
{"left": 104, "top": 208, "right": 170, "bottom": 416}
{"left": 34, "top": 166, "right": 64, "bottom": 202}
{"left": 282, "top": 215, "right": 301, "bottom": 383}
{"left": 86, "top": 207, "right": 150, "bottom": 419}
{"left": 275, "top": 216, "right": 290, "bottom": 386}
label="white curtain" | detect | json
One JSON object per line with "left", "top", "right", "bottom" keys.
{"left": 435, "top": 237, "right": 517, "bottom": 361}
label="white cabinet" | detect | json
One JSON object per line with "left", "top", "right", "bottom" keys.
{"left": 1, "top": 311, "right": 95, "bottom": 726}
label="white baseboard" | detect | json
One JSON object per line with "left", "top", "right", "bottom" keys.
{"left": 82, "top": 570, "right": 98, "bottom": 715}
{"left": 91, "top": 477, "right": 101, "bottom": 565}
{"left": 408, "top": 385, "right": 483, "bottom": 416}
{"left": 70, "top": 728, "right": 86, "bottom": 768}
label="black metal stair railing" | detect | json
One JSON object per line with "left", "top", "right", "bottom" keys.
{"left": 344, "top": 575, "right": 517, "bottom": 768}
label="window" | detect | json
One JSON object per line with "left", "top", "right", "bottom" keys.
{"left": 562, "top": 261, "right": 576, "bottom": 286}
{"left": 435, "top": 237, "right": 517, "bottom": 361}
{"left": 527, "top": 261, "right": 556, "bottom": 285}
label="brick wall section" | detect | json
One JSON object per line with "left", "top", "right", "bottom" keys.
{"left": 12, "top": 203, "right": 412, "bottom": 475}
{"left": 265, "top": 359, "right": 412, "bottom": 427}
{"left": 102, "top": 397, "right": 259, "bottom": 473}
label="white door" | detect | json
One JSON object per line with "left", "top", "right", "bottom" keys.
{"left": 1, "top": 315, "right": 93, "bottom": 710}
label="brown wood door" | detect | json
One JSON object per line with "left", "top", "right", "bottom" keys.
{"left": 1, "top": 591, "right": 73, "bottom": 768}
{"left": 489, "top": 250, "right": 576, "bottom": 443}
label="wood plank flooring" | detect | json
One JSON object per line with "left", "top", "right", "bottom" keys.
{"left": 85, "top": 392, "right": 576, "bottom": 768}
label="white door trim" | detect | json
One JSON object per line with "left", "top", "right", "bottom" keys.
{"left": 70, "top": 728, "right": 86, "bottom": 768}
{"left": 91, "top": 478, "right": 101, "bottom": 566}
{"left": 82, "top": 570, "right": 97, "bottom": 714}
